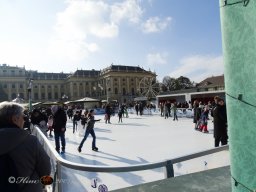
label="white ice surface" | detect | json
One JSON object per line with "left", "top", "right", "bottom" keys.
{"left": 47, "top": 112, "right": 229, "bottom": 192}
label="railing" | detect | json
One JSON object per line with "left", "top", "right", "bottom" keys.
{"left": 32, "top": 125, "right": 229, "bottom": 192}
{"left": 127, "top": 107, "right": 195, "bottom": 117}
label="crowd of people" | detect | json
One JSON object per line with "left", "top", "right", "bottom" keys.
{"left": 159, "top": 97, "right": 228, "bottom": 147}
{"left": 0, "top": 96, "right": 228, "bottom": 191}
{"left": 192, "top": 96, "right": 228, "bottom": 146}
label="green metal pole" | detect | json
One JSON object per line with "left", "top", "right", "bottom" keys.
{"left": 219, "top": 0, "right": 256, "bottom": 191}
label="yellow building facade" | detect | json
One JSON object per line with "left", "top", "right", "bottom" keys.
{"left": 0, "top": 64, "right": 156, "bottom": 103}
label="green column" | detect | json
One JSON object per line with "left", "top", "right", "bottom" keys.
{"left": 219, "top": 0, "right": 256, "bottom": 191}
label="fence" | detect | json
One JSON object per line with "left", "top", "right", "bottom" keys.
{"left": 32, "top": 125, "right": 229, "bottom": 191}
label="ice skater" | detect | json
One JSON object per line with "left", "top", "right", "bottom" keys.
{"left": 118, "top": 109, "right": 123, "bottom": 123}
{"left": 78, "top": 109, "right": 101, "bottom": 152}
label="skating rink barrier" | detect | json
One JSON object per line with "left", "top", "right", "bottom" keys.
{"left": 32, "top": 125, "right": 229, "bottom": 191}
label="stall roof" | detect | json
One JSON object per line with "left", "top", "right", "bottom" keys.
{"left": 70, "top": 97, "right": 100, "bottom": 103}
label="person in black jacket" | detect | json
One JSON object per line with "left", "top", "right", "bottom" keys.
{"left": 193, "top": 100, "right": 201, "bottom": 130}
{"left": 72, "top": 111, "right": 80, "bottom": 133}
{"left": 0, "top": 102, "right": 51, "bottom": 192}
{"left": 78, "top": 109, "right": 100, "bottom": 152}
{"left": 212, "top": 98, "right": 228, "bottom": 147}
{"left": 105, "top": 104, "right": 112, "bottom": 124}
{"left": 52, "top": 105, "right": 67, "bottom": 154}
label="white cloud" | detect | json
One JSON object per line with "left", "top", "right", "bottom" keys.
{"left": 146, "top": 52, "right": 168, "bottom": 65}
{"left": 142, "top": 16, "right": 172, "bottom": 33}
{"left": 48, "top": 0, "right": 119, "bottom": 63}
{"left": 48, "top": 0, "right": 145, "bottom": 63}
{"left": 169, "top": 55, "right": 224, "bottom": 82}
{"left": 110, "top": 0, "right": 143, "bottom": 24}
{"left": 147, "top": 0, "right": 154, "bottom": 7}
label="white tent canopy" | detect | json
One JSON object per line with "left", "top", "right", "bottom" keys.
{"left": 74, "top": 97, "right": 100, "bottom": 102}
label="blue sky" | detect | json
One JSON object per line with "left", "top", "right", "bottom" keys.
{"left": 0, "top": 0, "right": 224, "bottom": 83}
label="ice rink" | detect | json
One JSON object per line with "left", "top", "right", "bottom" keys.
{"left": 47, "top": 111, "right": 230, "bottom": 191}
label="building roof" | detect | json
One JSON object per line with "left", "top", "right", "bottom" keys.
{"left": 72, "top": 70, "right": 100, "bottom": 77}
{"left": 197, "top": 75, "right": 224, "bottom": 88}
{"left": 101, "top": 64, "right": 149, "bottom": 73}
{"left": 26, "top": 71, "right": 69, "bottom": 80}
{"left": 158, "top": 75, "right": 225, "bottom": 96}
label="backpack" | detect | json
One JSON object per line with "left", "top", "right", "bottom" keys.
{"left": 0, "top": 153, "right": 19, "bottom": 191}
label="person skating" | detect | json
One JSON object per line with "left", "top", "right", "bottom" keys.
{"left": 73, "top": 111, "right": 80, "bottom": 133}
{"left": 199, "top": 106, "right": 209, "bottom": 133}
{"left": 52, "top": 105, "right": 67, "bottom": 154}
{"left": 118, "top": 109, "right": 123, "bottom": 123}
{"left": 78, "top": 110, "right": 101, "bottom": 152}
{"left": 172, "top": 102, "right": 178, "bottom": 121}
{"left": 47, "top": 115, "right": 54, "bottom": 137}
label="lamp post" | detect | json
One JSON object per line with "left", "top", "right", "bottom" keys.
{"left": 105, "top": 80, "right": 110, "bottom": 103}
{"left": 93, "top": 84, "right": 104, "bottom": 100}
{"left": 98, "top": 83, "right": 104, "bottom": 101}
{"left": 27, "top": 79, "right": 33, "bottom": 111}
{"left": 61, "top": 94, "right": 68, "bottom": 103}
{"left": 61, "top": 94, "right": 68, "bottom": 107}
{"left": 62, "top": 94, "right": 68, "bottom": 101}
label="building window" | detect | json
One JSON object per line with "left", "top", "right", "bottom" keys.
{"left": 115, "top": 88, "right": 118, "bottom": 94}
{"left": 48, "top": 92, "right": 52, "bottom": 99}
{"left": 114, "top": 78, "right": 117, "bottom": 81}
{"left": 11, "top": 93, "right": 16, "bottom": 99}
{"left": 20, "top": 84, "right": 23, "bottom": 89}
{"left": 34, "top": 93, "right": 38, "bottom": 100}
{"left": 48, "top": 85, "right": 51, "bottom": 89}
{"left": 123, "top": 88, "right": 126, "bottom": 95}
{"left": 42, "top": 85, "right": 45, "bottom": 89}
{"left": 12, "top": 84, "right": 15, "bottom": 89}
{"left": 41, "top": 93, "right": 45, "bottom": 99}
{"left": 55, "top": 92, "right": 58, "bottom": 99}
{"left": 132, "top": 88, "right": 135, "bottom": 95}
{"left": 3, "top": 84, "right": 7, "bottom": 88}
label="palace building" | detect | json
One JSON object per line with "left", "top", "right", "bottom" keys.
{"left": 0, "top": 64, "right": 156, "bottom": 103}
